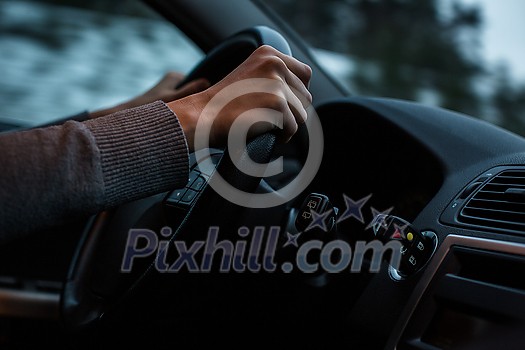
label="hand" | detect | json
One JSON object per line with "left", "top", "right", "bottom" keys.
{"left": 90, "top": 72, "right": 209, "bottom": 119}
{"left": 168, "top": 45, "right": 312, "bottom": 151}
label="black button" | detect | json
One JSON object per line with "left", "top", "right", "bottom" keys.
{"left": 180, "top": 189, "right": 198, "bottom": 204}
{"left": 400, "top": 243, "right": 409, "bottom": 256}
{"left": 170, "top": 189, "right": 186, "bottom": 201}
{"left": 166, "top": 188, "right": 186, "bottom": 204}
{"left": 294, "top": 193, "right": 330, "bottom": 232}
{"left": 406, "top": 254, "right": 418, "bottom": 267}
{"left": 397, "top": 253, "right": 420, "bottom": 276}
{"left": 405, "top": 254, "right": 420, "bottom": 274}
{"left": 187, "top": 171, "right": 200, "bottom": 187}
{"left": 413, "top": 237, "right": 427, "bottom": 253}
{"left": 305, "top": 196, "right": 323, "bottom": 211}
{"left": 411, "top": 236, "right": 433, "bottom": 261}
{"left": 190, "top": 176, "right": 206, "bottom": 191}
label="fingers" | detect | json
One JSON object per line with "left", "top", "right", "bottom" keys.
{"left": 252, "top": 45, "right": 312, "bottom": 142}
{"left": 242, "top": 97, "right": 298, "bottom": 144}
{"left": 257, "top": 45, "right": 312, "bottom": 88}
{"left": 171, "top": 45, "right": 313, "bottom": 150}
{"left": 283, "top": 66, "right": 312, "bottom": 108}
{"left": 156, "top": 71, "right": 185, "bottom": 90}
{"left": 280, "top": 99, "right": 300, "bottom": 143}
{"left": 282, "top": 71, "right": 311, "bottom": 125}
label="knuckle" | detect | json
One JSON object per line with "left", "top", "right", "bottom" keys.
{"left": 303, "top": 63, "right": 313, "bottom": 80}
{"left": 267, "top": 94, "right": 287, "bottom": 110}
{"left": 271, "top": 76, "right": 287, "bottom": 91}
{"left": 256, "top": 44, "right": 277, "bottom": 55}
{"left": 259, "top": 55, "right": 287, "bottom": 73}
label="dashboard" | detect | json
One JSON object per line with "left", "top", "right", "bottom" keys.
{"left": 311, "top": 97, "right": 525, "bottom": 349}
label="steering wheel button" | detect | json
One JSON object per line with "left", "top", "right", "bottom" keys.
{"left": 190, "top": 176, "right": 206, "bottom": 191}
{"left": 180, "top": 189, "right": 198, "bottom": 204}
{"left": 168, "top": 189, "right": 186, "bottom": 203}
{"left": 187, "top": 171, "right": 200, "bottom": 186}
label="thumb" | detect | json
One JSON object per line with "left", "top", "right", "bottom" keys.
{"left": 173, "top": 78, "right": 211, "bottom": 99}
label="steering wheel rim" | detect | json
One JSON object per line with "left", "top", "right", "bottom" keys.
{"left": 60, "top": 25, "right": 292, "bottom": 331}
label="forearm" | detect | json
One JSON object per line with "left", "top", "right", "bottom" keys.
{"left": 0, "top": 101, "right": 189, "bottom": 243}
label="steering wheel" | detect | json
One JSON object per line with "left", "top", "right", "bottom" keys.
{"left": 60, "top": 26, "right": 293, "bottom": 331}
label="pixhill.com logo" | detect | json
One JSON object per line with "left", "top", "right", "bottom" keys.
{"left": 121, "top": 193, "right": 402, "bottom": 274}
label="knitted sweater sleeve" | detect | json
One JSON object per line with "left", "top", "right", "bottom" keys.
{"left": 0, "top": 100, "right": 189, "bottom": 243}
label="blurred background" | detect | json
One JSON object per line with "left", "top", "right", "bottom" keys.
{"left": 1, "top": 0, "right": 524, "bottom": 137}
{"left": 0, "top": 0, "right": 203, "bottom": 128}
{"left": 266, "top": 0, "right": 525, "bottom": 136}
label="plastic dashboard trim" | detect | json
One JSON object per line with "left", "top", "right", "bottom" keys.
{"left": 386, "top": 234, "right": 525, "bottom": 349}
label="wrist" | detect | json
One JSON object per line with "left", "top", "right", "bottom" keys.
{"left": 167, "top": 97, "right": 201, "bottom": 152}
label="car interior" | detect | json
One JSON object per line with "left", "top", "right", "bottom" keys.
{"left": 1, "top": 0, "right": 524, "bottom": 349}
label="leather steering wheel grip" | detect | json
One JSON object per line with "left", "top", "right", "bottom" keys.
{"left": 177, "top": 25, "right": 292, "bottom": 87}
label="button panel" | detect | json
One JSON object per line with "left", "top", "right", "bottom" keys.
{"left": 165, "top": 169, "right": 209, "bottom": 208}
{"left": 372, "top": 214, "right": 437, "bottom": 279}
{"left": 164, "top": 151, "right": 222, "bottom": 209}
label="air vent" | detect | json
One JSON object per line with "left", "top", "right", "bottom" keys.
{"left": 458, "top": 170, "right": 525, "bottom": 232}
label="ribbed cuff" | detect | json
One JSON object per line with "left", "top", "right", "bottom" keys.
{"left": 85, "top": 100, "right": 189, "bottom": 207}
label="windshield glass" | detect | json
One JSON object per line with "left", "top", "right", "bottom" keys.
{"left": 262, "top": 0, "right": 525, "bottom": 137}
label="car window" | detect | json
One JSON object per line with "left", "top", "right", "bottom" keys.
{"left": 261, "top": 0, "right": 525, "bottom": 137}
{"left": 0, "top": 0, "right": 203, "bottom": 129}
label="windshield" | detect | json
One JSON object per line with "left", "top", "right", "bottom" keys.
{"left": 262, "top": 0, "right": 525, "bottom": 137}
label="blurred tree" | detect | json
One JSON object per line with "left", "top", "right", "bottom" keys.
{"left": 11, "top": 0, "right": 157, "bottom": 17}
{"left": 265, "top": 0, "right": 484, "bottom": 117}
{"left": 265, "top": 0, "right": 525, "bottom": 137}
{"left": 492, "top": 65, "right": 525, "bottom": 136}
